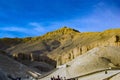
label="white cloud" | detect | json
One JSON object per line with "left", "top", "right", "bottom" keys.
{"left": 56, "top": 1, "right": 120, "bottom": 32}
{"left": 0, "top": 22, "right": 47, "bottom": 37}
{"left": 29, "top": 22, "right": 45, "bottom": 32}
{"left": 0, "top": 26, "right": 27, "bottom": 32}
{"left": 29, "top": 22, "right": 40, "bottom": 27}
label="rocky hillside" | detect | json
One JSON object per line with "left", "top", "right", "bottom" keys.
{"left": 52, "top": 28, "right": 120, "bottom": 65}
{"left": 1, "top": 27, "right": 120, "bottom": 73}
{"left": 0, "top": 51, "right": 36, "bottom": 78}
{"left": 40, "top": 46, "right": 120, "bottom": 80}
{"left": 0, "top": 38, "right": 22, "bottom": 50}
{"left": 4, "top": 27, "right": 79, "bottom": 71}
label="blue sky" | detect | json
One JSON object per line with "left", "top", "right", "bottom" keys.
{"left": 0, "top": 0, "right": 120, "bottom": 38}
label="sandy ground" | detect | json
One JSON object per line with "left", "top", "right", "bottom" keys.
{"left": 39, "top": 46, "right": 120, "bottom": 80}
{"left": 109, "top": 73, "right": 120, "bottom": 80}
{"left": 78, "top": 70, "right": 120, "bottom": 80}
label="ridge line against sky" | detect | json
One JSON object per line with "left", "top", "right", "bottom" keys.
{"left": 0, "top": 0, "right": 120, "bottom": 38}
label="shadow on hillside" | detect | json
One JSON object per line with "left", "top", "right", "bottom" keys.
{"left": 13, "top": 53, "right": 57, "bottom": 72}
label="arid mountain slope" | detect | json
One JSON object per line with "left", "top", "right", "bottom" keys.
{"left": 1, "top": 27, "right": 120, "bottom": 72}
{"left": 6, "top": 27, "right": 79, "bottom": 54}
{"left": 48, "top": 28, "right": 120, "bottom": 65}
{"left": 5, "top": 27, "right": 80, "bottom": 70}
{"left": 0, "top": 38, "right": 22, "bottom": 50}
{"left": 40, "top": 46, "right": 120, "bottom": 80}
{"left": 0, "top": 51, "right": 36, "bottom": 78}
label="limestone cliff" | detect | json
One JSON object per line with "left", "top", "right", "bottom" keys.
{"left": 1, "top": 27, "right": 120, "bottom": 70}
{"left": 47, "top": 29, "right": 120, "bottom": 65}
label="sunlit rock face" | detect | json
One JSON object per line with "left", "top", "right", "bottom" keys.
{"left": 39, "top": 46, "right": 120, "bottom": 80}
{"left": 55, "top": 29, "right": 120, "bottom": 66}
{"left": 57, "top": 38, "right": 120, "bottom": 65}
{"left": 1, "top": 27, "right": 120, "bottom": 72}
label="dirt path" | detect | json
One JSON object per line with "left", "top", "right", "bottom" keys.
{"left": 78, "top": 70, "right": 120, "bottom": 80}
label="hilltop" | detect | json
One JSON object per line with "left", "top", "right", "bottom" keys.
{"left": 0, "top": 27, "right": 80, "bottom": 73}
